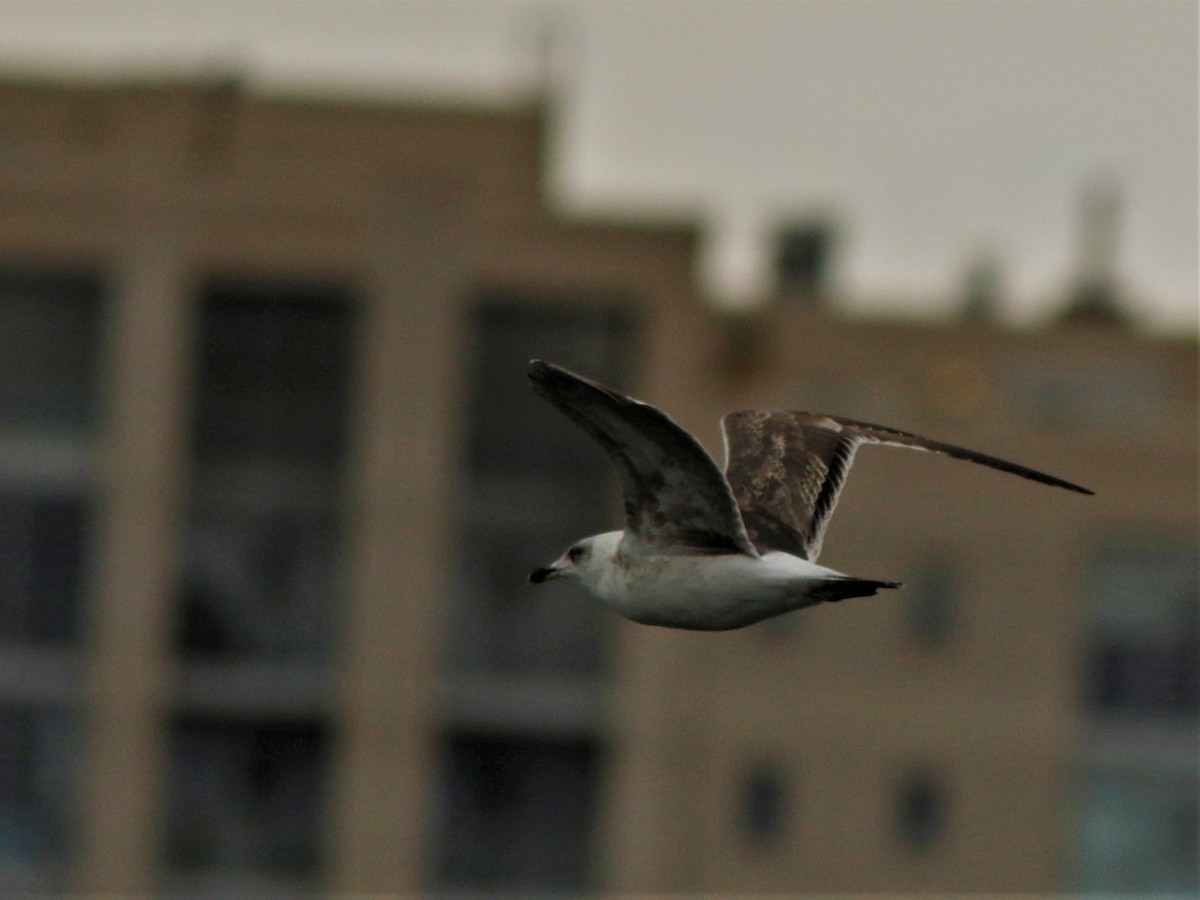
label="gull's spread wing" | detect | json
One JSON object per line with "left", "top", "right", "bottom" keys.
{"left": 529, "top": 360, "right": 757, "bottom": 556}
{"left": 722, "top": 411, "right": 1093, "bottom": 561}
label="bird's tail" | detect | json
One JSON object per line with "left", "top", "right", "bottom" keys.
{"left": 815, "top": 576, "right": 902, "bottom": 603}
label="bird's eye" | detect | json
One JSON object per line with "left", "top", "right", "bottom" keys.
{"left": 568, "top": 545, "right": 585, "bottom": 562}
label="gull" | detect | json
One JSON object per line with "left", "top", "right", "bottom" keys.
{"left": 527, "top": 360, "right": 1092, "bottom": 630}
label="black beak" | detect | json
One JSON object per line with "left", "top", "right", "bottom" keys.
{"left": 529, "top": 566, "right": 553, "bottom": 584}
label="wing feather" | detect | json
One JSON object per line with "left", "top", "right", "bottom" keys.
{"left": 529, "top": 360, "right": 757, "bottom": 557}
{"left": 723, "top": 411, "right": 1092, "bottom": 560}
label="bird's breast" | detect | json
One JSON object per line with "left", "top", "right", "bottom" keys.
{"left": 610, "top": 551, "right": 832, "bottom": 630}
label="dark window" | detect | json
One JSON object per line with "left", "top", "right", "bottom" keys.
{"left": 437, "top": 296, "right": 632, "bottom": 894}
{"left": 176, "top": 282, "right": 353, "bottom": 663}
{"left": 1078, "top": 537, "right": 1198, "bottom": 894}
{"left": 0, "top": 492, "right": 88, "bottom": 644}
{"left": 464, "top": 298, "right": 633, "bottom": 478}
{"left": 192, "top": 285, "right": 352, "bottom": 469}
{"left": 0, "top": 272, "right": 100, "bottom": 647}
{"left": 1078, "top": 764, "right": 1199, "bottom": 893}
{"left": 449, "top": 519, "right": 609, "bottom": 676}
{"left": 1086, "top": 542, "right": 1198, "bottom": 717}
{"left": 1007, "top": 363, "right": 1168, "bottom": 431}
{"left": 449, "top": 296, "right": 634, "bottom": 678}
{"left": 0, "top": 272, "right": 98, "bottom": 883}
{"left": 166, "top": 717, "right": 328, "bottom": 878}
{"left": 178, "top": 504, "right": 340, "bottom": 660}
{"left": 166, "top": 281, "right": 346, "bottom": 890}
{"left": 0, "top": 273, "right": 101, "bottom": 434}
{"left": 895, "top": 767, "right": 945, "bottom": 854}
{"left": 0, "top": 707, "right": 76, "bottom": 871}
{"left": 434, "top": 734, "right": 599, "bottom": 892}
{"left": 739, "top": 762, "right": 789, "bottom": 849}
{"left": 904, "top": 555, "right": 958, "bottom": 650}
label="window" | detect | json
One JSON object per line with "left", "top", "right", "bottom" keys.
{"left": 1086, "top": 542, "right": 1198, "bottom": 717}
{"left": 450, "top": 517, "right": 610, "bottom": 676}
{"left": 0, "top": 272, "right": 101, "bottom": 434}
{"left": 0, "top": 272, "right": 100, "bottom": 646}
{"left": 178, "top": 504, "right": 340, "bottom": 660}
{"left": 0, "top": 491, "right": 88, "bottom": 644}
{"left": 166, "top": 716, "right": 329, "bottom": 879}
{"left": 1006, "top": 362, "right": 1170, "bottom": 431}
{"left": 739, "top": 761, "right": 789, "bottom": 849}
{"left": 1077, "top": 537, "right": 1198, "bottom": 893}
{"left": 903, "top": 555, "right": 958, "bottom": 651}
{"left": 895, "top": 767, "right": 946, "bottom": 854}
{"left": 463, "top": 298, "right": 633, "bottom": 480}
{"left": 448, "top": 296, "right": 634, "bottom": 679}
{"left": 0, "top": 708, "right": 77, "bottom": 878}
{"left": 437, "top": 295, "right": 634, "bottom": 895}
{"left": 1078, "top": 763, "right": 1198, "bottom": 893}
{"left": 434, "top": 734, "right": 600, "bottom": 892}
{"left": 0, "top": 271, "right": 101, "bottom": 885}
{"left": 167, "top": 281, "right": 351, "bottom": 889}
{"left": 191, "top": 290, "right": 351, "bottom": 469}
{"left": 176, "top": 282, "right": 353, "bottom": 663}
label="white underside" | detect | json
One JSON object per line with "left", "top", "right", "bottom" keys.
{"left": 592, "top": 542, "right": 850, "bottom": 630}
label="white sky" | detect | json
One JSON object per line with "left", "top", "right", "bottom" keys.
{"left": 0, "top": 0, "right": 1196, "bottom": 330}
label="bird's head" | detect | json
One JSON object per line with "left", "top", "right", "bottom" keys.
{"left": 529, "top": 532, "right": 621, "bottom": 589}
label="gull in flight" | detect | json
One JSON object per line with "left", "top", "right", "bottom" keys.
{"left": 527, "top": 360, "right": 1092, "bottom": 630}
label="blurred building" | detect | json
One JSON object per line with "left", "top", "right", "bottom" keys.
{"left": 0, "top": 76, "right": 1195, "bottom": 896}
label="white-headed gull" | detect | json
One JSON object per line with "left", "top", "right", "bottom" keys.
{"left": 527, "top": 360, "right": 1092, "bottom": 630}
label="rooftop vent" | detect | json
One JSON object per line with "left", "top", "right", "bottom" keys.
{"left": 1060, "top": 173, "right": 1130, "bottom": 326}
{"left": 961, "top": 253, "right": 1003, "bottom": 322}
{"left": 775, "top": 216, "right": 838, "bottom": 305}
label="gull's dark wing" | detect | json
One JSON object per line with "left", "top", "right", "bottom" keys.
{"left": 722, "top": 411, "right": 1093, "bottom": 561}
{"left": 529, "top": 360, "right": 757, "bottom": 557}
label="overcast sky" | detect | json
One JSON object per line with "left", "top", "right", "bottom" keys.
{"left": 1, "top": 0, "right": 1196, "bottom": 329}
